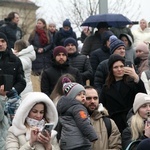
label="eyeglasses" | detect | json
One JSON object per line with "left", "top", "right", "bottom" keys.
{"left": 86, "top": 96, "right": 98, "bottom": 101}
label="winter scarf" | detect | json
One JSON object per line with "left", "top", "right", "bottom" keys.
{"left": 36, "top": 28, "right": 48, "bottom": 46}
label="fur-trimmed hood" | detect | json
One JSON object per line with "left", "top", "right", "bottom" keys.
{"left": 9, "top": 92, "right": 58, "bottom": 136}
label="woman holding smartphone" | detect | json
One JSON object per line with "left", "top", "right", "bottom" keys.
{"left": 122, "top": 93, "right": 150, "bottom": 149}
{"left": 6, "top": 92, "right": 60, "bottom": 150}
{"left": 100, "top": 54, "right": 146, "bottom": 133}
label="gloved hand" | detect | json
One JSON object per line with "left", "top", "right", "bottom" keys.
{"left": 6, "top": 88, "right": 20, "bottom": 99}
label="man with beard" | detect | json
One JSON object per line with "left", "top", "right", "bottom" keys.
{"left": 41, "top": 46, "right": 83, "bottom": 96}
{"left": 84, "top": 86, "right": 122, "bottom": 150}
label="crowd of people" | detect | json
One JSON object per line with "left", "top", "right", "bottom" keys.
{"left": 0, "top": 11, "right": 150, "bottom": 149}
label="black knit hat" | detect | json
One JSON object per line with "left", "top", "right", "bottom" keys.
{"left": 109, "top": 35, "right": 125, "bottom": 54}
{"left": 64, "top": 37, "right": 78, "bottom": 47}
{"left": 108, "top": 54, "right": 125, "bottom": 70}
{"left": 63, "top": 19, "right": 71, "bottom": 27}
{"left": 0, "top": 32, "right": 8, "bottom": 44}
{"left": 101, "top": 31, "right": 114, "bottom": 45}
{"left": 53, "top": 46, "right": 68, "bottom": 58}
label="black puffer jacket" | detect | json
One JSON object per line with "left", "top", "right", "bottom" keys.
{"left": 94, "top": 59, "right": 109, "bottom": 96}
{"left": 0, "top": 22, "right": 22, "bottom": 48}
{"left": 41, "top": 59, "right": 83, "bottom": 96}
{"left": 0, "top": 49, "right": 26, "bottom": 95}
{"left": 68, "top": 52, "right": 93, "bottom": 85}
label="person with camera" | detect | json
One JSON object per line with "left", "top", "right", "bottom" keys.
{"left": 122, "top": 93, "right": 150, "bottom": 150}
{"left": 100, "top": 54, "right": 146, "bottom": 133}
{"left": 6, "top": 92, "right": 60, "bottom": 150}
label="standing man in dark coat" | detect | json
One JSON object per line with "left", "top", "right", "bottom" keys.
{"left": 90, "top": 31, "right": 114, "bottom": 85}
{"left": 0, "top": 12, "right": 22, "bottom": 49}
{"left": 81, "top": 22, "right": 109, "bottom": 56}
{"left": 64, "top": 37, "right": 93, "bottom": 85}
{"left": 54, "top": 19, "right": 77, "bottom": 46}
{"left": 0, "top": 32, "right": 26, "bottom": 97}
{"left": 41, "top": 46, "right": 83, "bottom": 96}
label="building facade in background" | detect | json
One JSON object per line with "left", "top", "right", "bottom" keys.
{"left": 0, "top": 0, "right": 38, "bottom": 40}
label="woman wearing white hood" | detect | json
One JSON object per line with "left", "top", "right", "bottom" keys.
{"left": 13, "top": 39, "right": 36, "bottom": 96}
{"left": 6, "top": 92, "right": 60, "bottom": 150}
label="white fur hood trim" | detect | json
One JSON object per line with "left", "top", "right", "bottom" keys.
{"left": 10, "top": 92, "right": 58, "bottom": 136}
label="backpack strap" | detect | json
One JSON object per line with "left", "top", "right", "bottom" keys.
{"left": 103, "top": 116, "right": 112, "bottom": 138}
{"left": 145, "top": 70, "right": 150, "bottom": 80}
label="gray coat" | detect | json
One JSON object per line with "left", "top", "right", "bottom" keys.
{"left": 57, "top": 96, "right": 98, "bottom": 150}
{"left": 0, "top": 96, "right": 9, "bottom": 150}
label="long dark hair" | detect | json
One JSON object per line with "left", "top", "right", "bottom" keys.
{"left": 105, "top": 62, "right": 128, "bottom": 89}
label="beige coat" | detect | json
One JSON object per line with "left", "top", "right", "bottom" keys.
{"left": 6, "top": 129, "right": 60, "bottom": 150}
{"left": 90, "top": 104, "right": 122, "bottom": 150}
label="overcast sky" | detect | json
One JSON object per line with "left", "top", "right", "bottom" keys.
{"left": 31, "top": 0, "right": 150, "bottom": 20}
{"left": 30, "top": 0, "right": 150, "bottom": 36}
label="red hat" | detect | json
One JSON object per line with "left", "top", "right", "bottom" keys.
{"left": 53, "top": 46, "right": 68, "bottom": 58}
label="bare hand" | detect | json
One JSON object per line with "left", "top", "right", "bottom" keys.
{"left": 124, "top": 65, "right": 139, "bottom": 82}
{"left": 38, "top": 48, "right": 43, "bottom": 53}
{"left": 38, "top": 130, "right": 52, "bottom": 149}
{"left": 29, "top": 127, "right": 39, "bottom": 146}
{"left": 144, "top": 121, "right": 150, "bottom": 138}
{"left": 0, "top": 85, "right": 7, "bottom": 96}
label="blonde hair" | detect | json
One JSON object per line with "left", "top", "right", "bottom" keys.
{"left": 130, "top": 112, "right": 144, "bottom": 140}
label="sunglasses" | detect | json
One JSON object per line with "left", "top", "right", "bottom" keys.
{"left": 86, "top": 96, "right": 98, "bottom": 101}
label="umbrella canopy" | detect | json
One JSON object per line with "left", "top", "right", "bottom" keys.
{"left": 81, "top": 13, "right": 132, "bottom": 28}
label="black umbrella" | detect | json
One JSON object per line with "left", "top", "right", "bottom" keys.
{"left": 81, "top": 13, "right": 132, "bottom": 28}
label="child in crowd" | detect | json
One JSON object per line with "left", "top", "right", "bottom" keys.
{"left": 57, "top": 77, "right": 98, "bottom": 150}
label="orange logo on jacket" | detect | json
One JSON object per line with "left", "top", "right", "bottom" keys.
{"left": 79, "top": 111, "right": 87, "bottom": 119}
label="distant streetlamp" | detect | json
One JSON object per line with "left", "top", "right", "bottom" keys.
{"left": 99, "top": 0, "right": 108, "bottom": 14}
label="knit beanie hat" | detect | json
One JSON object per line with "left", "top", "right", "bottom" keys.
{"left": 133, "top": 93, "right": 150, "bottom": 113}
{"left": 101, "top": 31, "right": 114, "bottom": 45}
{"left": 62, "top": 77, "right": 85, "bottom": 99}
{"left": 136, "top": 42, "right": 149, "bottom": 53}
{"left": 137, "top": 138, "right": 150, "bottom": 150}
{"left": 63, "top": 19, "right": 71, "bottom": 27}
{"left": 53, "top": 46, "right": 68, "bottom": 58}
{"left": 64, "top": 37, "right": 78, "bottom": 47}
{"left": 108, "top": 54, "right": 125, "bottom": 70}
{"left": 0, "top": 32, "right": 8, "bottom": 44}
{"left": 109, "top": 35, "right": 125, "bottom": 54}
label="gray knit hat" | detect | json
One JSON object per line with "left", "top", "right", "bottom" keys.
{"left": 62, "top": 77, "right": 85, "bottom": 99}
{"left": 133, "top": 93, "right": 150, "bottom": 113}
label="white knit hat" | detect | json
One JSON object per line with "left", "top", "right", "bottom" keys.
{"left": 133, "top": 93, "right": 150, "bottom": 113}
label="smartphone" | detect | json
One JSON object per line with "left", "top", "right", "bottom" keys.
{"left": 0, "top": 74, "right": 13, "bottom": 91}
{"left": 147, "top": 112, "right": 150, "bottom": 126}
{"left": 42, "top": 123, "right": 54, "bottom": 134}
{"left": 125, "top": 61, "right": 132, "bottom": 68}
